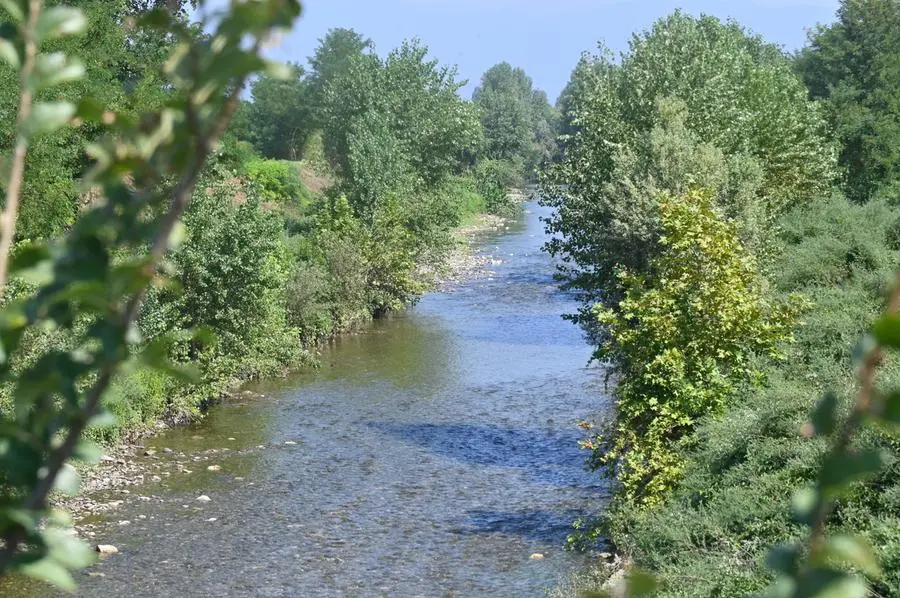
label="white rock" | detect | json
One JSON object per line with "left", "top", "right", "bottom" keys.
{"left": 529, "top": 553, "right": 545, "bottom": 560}
{"left": 207, "top": 465, "right": 222, "bottom": 472}
{"left": 95, "top": 544, "right": 118, "bottom": 554}
{"left": 196, "top": 495, "right": 211, "bottom": 503}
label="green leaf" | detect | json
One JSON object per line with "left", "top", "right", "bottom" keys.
{"left": 878, "top": 390, "right": 900, "bottom": 425}
{"left": 19, "top": 101, "right": 75, "bottom": 138}
{"left": 872, "top": 314, "right": 900, "bottom": 349}
{"left": 820, "top": 448, "right": 888, "bottom": 493}
{"left": 796, "top": 569, "right": 867, "bottom": 598}
{"left": 52, "top": 463, "right": 80, "bottom": 496}
{"left": 264, "top": 59, "right": 294, "bottom": 80}
{"left": 31, "top": 53, "right": 84, "bottom": 90}
{"left": 810, "top": 392, "right": 839, "bottom": 436}
{"left": 767, "top": 543, "right": 801, "bottom": 575}
{"left": 86, "top": 409, "right": 118, "bottom": 430}
{"left": 42, "top": 528, "right": 96, "bottom": 570}
{"left": 818, "top": 535, "right": 881, "bottom": 578}
{"left": 34, "top": 6, "right": 87, "bottom": 41}
{"left": 0, "top": 0, "right": 24, "bottom": 23}
{"left": 0, "top": 23, "right": 20, "bottom": 68}
{"left": 73, "top": 439, "right": 103, "bottom": 464}
{"left": 791, "top": 488, "right": 820, "bottom": 525}
{"left": 18, "top": 557, "right": 77, "bottom": 591}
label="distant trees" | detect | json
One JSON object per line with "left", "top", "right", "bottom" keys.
{"left": 241, "top": 65, "right": 313, "bottom": 160}
{"left": 473, "top": 62, "right": 559, "bottom": 180}
{"left": 796, "top": 0, "right": 900, "bottom": 201}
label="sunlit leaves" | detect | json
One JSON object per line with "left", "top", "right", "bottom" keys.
{"left": 0, "top": 0, "right": 302, "bottom": 590}
{"left": 34, "top": 6, "right": 87, "bottom": 41}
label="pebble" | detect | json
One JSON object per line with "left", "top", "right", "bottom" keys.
{"left": 196, "top": 495, "right": 211, "bottom": 503}
{"left": 151, "top": 475, "right": 162, "bottom": 482}
{"left": 284, "top": 441, "right": 297, "bottom": 446}
{"left": 95, "top": 544, "right": 119, "bottom": 554}
{"left": 144, "top": 449, "right": 156, "bottom": 457}
{"left": 206, "top": 517, "right": 218, "bottom": 522}
{"left": 207, "top": 465, "right": 221, "bottom": 472}
{"left": 162, "top": 447, "right": 174, "bottom": 454}
{"left": 118, "top": 520, "right": 130, "bottom": 526}
{"left": 529, "top": 553, "right": 545, "bottom": 560}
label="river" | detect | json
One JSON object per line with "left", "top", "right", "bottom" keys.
{"left": 10, "top": 202, "right": 609, "bottom": 597}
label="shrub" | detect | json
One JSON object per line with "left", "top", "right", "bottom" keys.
{"left": 245, "top": 158, "right": 310, "bottom": 204}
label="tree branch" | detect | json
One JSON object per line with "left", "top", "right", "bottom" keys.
{"left": 0, "top": 0, "right": 41, "bottom": 296}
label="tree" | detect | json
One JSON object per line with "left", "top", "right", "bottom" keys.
{"left": 472, "top": 62, "right": 558, "bottom": 178}
{"left": 321, "top": 38, "right": 481, "bottom": 210}
{"left": 589, "top": 189, "right": 803, "bottom": 503}
{"left": 243, "top": 64, "right": 312, "bottom": 159}
{"left": 307, "top": 28, "right": 372, "bottom": 126}
{"left": 542, "top": 12, "right": 837, "bottom": 323}
{"left": 796, "top": 0, "right": 900, "bottom": 202}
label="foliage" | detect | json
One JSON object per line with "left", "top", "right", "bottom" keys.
{"left": 796, "top": 0, "right": 900, "bottom": 202}
{"left": 473, "top": 159, "right": 519, "bottom": 216}
{"left": 542, "top": 12, "right": 838, "bottom": 322}
{"left": 0, "top": 0, "right": 301, "bottom": 589}
{"left": 589, "top": 189, "right": 803, "bottom": 503}
{"left": 245, "top": 158, "right": 310, "bottom": 204}
{"left": 306, "top": 27, "right": 372, "bottom": 127}
{"left": 321, "top": 38, "right": 481, "bottom": 203}
{"left": 240, "top": 66, "right": 313, "bottom": 160}
{"left": 570, "top": 196, "right": 900, "bottom": 597}
{"left": 472, "top": 62, "right": 559, "bottom": 179}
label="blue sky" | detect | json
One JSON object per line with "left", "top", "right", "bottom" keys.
{"left": 208, "top": 0, "right": 841, "bottom": 102}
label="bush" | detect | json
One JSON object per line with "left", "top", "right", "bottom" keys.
{"left": 245, "top": 158, "right": 311, "bottom": 204}
{"left": 474, "top": 159, "right": 520, "bottom": 216}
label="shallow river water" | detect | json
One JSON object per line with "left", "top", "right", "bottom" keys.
{"left": 10, "top": 203, "right": 609, "bottom": 597}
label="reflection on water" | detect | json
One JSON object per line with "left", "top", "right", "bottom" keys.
{"left": 5, "top": 203, "right": 609, "bottom": 597}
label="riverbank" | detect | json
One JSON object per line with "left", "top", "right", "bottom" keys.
{"left": 59, "top": 207, "right": 514, "bottom": 530}
{"left": 18, "top": 201, "right": 603, "bottom": 597}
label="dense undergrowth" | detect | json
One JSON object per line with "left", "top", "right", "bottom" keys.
{"left": 546, "top": 2, "right": 900, "bottom": 596}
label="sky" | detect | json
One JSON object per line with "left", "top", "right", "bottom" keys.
{"left": 206, "top": 0, "right": 842, "bottom": 102}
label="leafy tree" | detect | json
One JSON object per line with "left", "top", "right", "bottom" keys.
{"left": 589, "top": 189, "right": 803, "bottom": 504}
{"left": 321, "top": 38, "right": 481, "bottom": 208}
{"left": 307, "top": 27, "right": 372, "bottom": 126}
{"left": 542, "top": 12, "right": 837, "bottom": 323}
{"left": 473, "top": 62, "right": 558, "bottom": 178}
{"left": 796, "top": 0, "right": 900, "bottom": 202}
{"left": 241, "top": 65, "right": 312, "bottom": 159}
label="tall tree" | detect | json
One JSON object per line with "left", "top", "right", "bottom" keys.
{"left": 243, "top": 64, "right": 312, "bottom": 159}
{"left": 796, "top": 0, "right": 900, "bottom": 201}
{"left": 307, "top": 28, "right": 372, "bottom": 126}
{"left": 472, "top": 62, "right": 557, "bottom": 176}
{"left": 542, "top": 12, "right": 837, "bottom": 322}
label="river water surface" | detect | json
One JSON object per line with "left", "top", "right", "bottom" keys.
{"left": 13, "top": 202, "right": 608, "bottom": 597}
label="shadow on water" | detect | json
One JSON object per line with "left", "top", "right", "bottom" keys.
{"left": 452, "top": 508, "right": 596, "bottom": 543}
{"left": 368, "top": 421, "right": 601, "bottom": 489}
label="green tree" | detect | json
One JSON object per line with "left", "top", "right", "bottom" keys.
{"left": 307, "top": 27, "right": 372, "bottom": 126}
{"left": 590, "top": 189, "right": 803, "bottom": 504}
{"left": 473, "top": 62, "right": 558, "bottom": 178}
{"left": 241, "top": 65, "right": 312, "bottom": 159}
{"left": 796, "top": 0, "right": 900, "bottom": 202}
{"left": 542, "top": 12, "right": 837, "bottom": 322}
